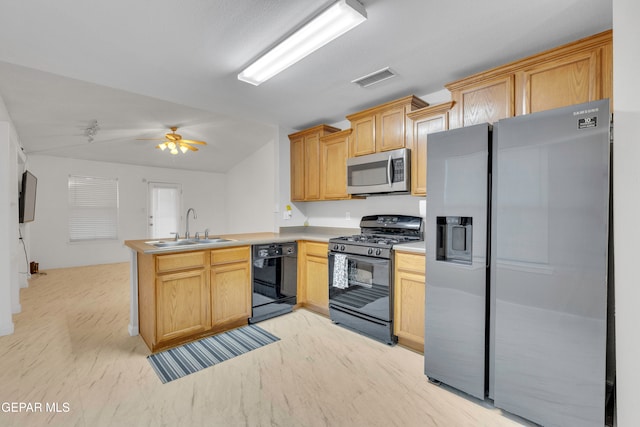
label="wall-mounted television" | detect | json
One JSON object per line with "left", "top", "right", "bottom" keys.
{"left": 19, "top": 170, "right": 37, "bottom": 223}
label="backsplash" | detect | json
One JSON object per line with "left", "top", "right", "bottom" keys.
{"left": 283, "top": 194, "right": 424, "bottom": 228}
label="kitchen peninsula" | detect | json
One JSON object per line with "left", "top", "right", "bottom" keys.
{"left": 125, "top": 228, "right": 359, "bottom": 352}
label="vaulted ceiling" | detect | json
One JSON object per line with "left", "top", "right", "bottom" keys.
{"left": 0, "top": 0, "right": 612, "bottom": 172}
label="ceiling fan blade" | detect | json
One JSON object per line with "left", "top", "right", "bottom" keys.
{"left": 180, "top": 143, "right": 198, "bottom": 151}
{"left": 181, "top": 139, "right": 207, "bottom": 145}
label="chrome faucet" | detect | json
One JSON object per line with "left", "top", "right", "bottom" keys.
{"left": 185, "top": 208, "right": 197, "bottom": 239}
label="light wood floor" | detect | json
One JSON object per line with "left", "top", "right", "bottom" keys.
{"left": 0, "top": 263, "right": 530, "bottom": 427}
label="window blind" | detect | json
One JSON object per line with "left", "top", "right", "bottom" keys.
{"left": 68, "top": 175, "right": 119, "bottom": 242}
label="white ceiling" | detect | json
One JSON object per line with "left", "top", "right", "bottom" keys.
{"left": 0, "top": 0, "right": 612, "bottom": 173}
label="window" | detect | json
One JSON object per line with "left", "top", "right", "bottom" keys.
{"left": 68, "top": 175, "right": 119, "bottom": 242}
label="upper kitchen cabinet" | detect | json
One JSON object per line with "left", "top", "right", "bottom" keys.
{"left": 319, "top": 129, "right": 352, "bottom": 200}
{"left": 447, "top": 30, "right": 612, "bottom": 128}
{"left": 407, "top": 101, "right": 455, "bottom": 196}
{"left": 346, "top": 95, "right": 429, "bottom": 156}
{"left": 447, "top": 75, "right": 514, "bottom": 128}
{"left": 289, "top": 124, "right": 340, "bottom": 201}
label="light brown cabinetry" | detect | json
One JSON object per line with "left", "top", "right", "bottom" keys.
{"left": 156, "top": 263, "right": 210, "bottom": 344}
{"left": 346, "top": 95, "right": 428, "bottom": 156}
{"left": 210, "top": 246, "right": 251, "bottom": 327}
{"left": 319, "top": 129, "right": 352, "bottom": 200}
{"left": 138, "top": 245, "right": 251, "bottom": 352}
{"left": 394, "top": 251, "right": 426, "bottom": 353}
{"left": 289, "top": 124, "right": 340, "bottom": 201}
{"left": 447, "top": 30, "right": 612, "bottom": 128}
{"left": 407, "top": 102, "right": 454, "bottom": 196}
{"left": 449, "top": 75, "right": 514, "bottom": 128}
{"left": 298, "top": 241, "right": 329, "bottom": 316}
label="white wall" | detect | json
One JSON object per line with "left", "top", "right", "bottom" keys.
{"left": 0, "top": 91, "right": 25, "bottom": 335}
{"left": 27, "top": 155, "right": 227, "bottom": 269}
{"left": 226, "top": 138, "right": 277, "bottom": 233}
{"left": 612, "top": 1, "right": 640, "bottom": 425}
{"left": 0, "top": 121, "right": 14, "bottom": 335}
{"left": 9, "top": 140, "right": 21, "bottom": 315}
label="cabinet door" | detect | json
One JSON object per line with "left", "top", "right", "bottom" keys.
{"left": 304, "top": 133, "right": 321, "bottom": 201}
{"left": 451, "top": 75, "right": 514, "bottom": 128}
{"left": 517, "top": 50, "right": 601, "bottom": 115}
{"left": 350, "top": 115, "right": 376, "bottom": 156}
{"left": 394, "top": 270, "right": 425, "bottom": 351}
{"left": 300, "top": 242, "right": 329, "bottom": 316}
{"left": 211, "top": 261, "right": 251, "bottom": 326}
{"left": 290, "top": 136, "right": 305, "bottom": 201}
{"left": 305, "top": 254, "right": 329, "bottom": 315}
{"left": 320, "top": 133, "right": 350, "bottom": 200}
{"left": 156, "top": 269, "right": 210, "bottom": 344}
{"left": 394, "top": 252, "right": 426, "bottom": 352}
{"left": 412, "top": 113, "right": 447, "bottom": 196}
{"left": 378, "top": 106, "right": 406, "bottom": 152}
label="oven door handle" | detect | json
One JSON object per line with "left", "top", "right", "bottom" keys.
{"left": 329, "top": 252, "right": 389, "bottom": 265}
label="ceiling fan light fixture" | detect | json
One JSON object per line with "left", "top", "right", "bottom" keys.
{"left": 237, "top": 0, "right": 366, "bottom": 86}
{"left": 140, "top": 127, "right": 207, "bottom": 155}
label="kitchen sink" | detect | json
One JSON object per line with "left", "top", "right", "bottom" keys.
{"left": 145, "top": 238, "right": 233, "bottom": 248}
{"left": 145, "top": 239, "right": 199, "bottom": 248}
{"left": 194, "top": 238, "right": 233, "bottom": 244}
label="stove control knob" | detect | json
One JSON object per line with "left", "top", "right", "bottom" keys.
{"left": 333, "top": 244, "right": 339, "bottom": 251}
{"left": 340, "top": 245, "right": 346, "bottom": 251}
{"left": 375, "top": 248, "right": 382, "bottom": 256}
{"left": 367, "top": 248, "right": 373, "bottom": 255}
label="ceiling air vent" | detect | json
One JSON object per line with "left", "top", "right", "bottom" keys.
{"left": 352, "top": 67, "right": 396, "bottom": 88}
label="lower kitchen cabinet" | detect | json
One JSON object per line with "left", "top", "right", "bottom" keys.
{"left": 156, "top": 267, "right": 210, "bottom": 344}
{"left": 394, "top": 251, "right": 426, "bottom": 352}
{"left": 298, "top": 241, "right": 329, "bottom": 316}
{"left": 137, "top": 246, "right": 252, "bottom": 353}
{"left": 210, "top": 246, "right": 252, "bottom": 327}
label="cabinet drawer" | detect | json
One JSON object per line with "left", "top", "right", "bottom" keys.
{"left": 156, "top": 251, "right": 208, "bottom": 273}
{"left": 211, "top": 246, "right": 250, "bottom": 265}
{"left": 395, "top": 252, "right": 426, "bottom": 274}
{"left": 304, "top": 241, "right": 328, "bottom": 258}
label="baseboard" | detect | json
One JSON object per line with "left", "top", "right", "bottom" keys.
{"left": 128, "top": 324, "right": 139, "bottom": 336}
{"left": 12, "top": 303, "right": 21, "bottom": 314}
{"left": 0, "top": 322, "right": 15, "bottom": 336}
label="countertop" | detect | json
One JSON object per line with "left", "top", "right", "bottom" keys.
{"left": 124, "top": 226, "right": 426, "bottom": 255}
{"left": 393, "top": 241, "right": 426, "bottom": 254}
{"left": 124, "top": 226, "right": 360, "bottom": 255}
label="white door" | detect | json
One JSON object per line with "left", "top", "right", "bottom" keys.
{"left": 148, "top": 182, "right": 181, "bottom": 239}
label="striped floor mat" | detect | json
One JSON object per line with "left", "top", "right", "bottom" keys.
{"left": 147, "top": 324, "right": 280, "bottom": 383}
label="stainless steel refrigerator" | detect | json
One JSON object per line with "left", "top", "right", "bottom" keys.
{"left": 425, "top": 99, "right": 611, "bottom": 427}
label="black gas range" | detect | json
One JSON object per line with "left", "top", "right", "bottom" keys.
{"left": 328, "top": 215, "right": 423, "bottom": 344}
{"left": 329, "top": 215, "right": 423, "bottom": 258}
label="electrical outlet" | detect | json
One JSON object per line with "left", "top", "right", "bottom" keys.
{"left": 346, "top": 211, "right": 351, "bottom": 220}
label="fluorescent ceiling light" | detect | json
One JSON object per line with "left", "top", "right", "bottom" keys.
{"left": 238, "top": 0, "right": 367, "bottom": 86}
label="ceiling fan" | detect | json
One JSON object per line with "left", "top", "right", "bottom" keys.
{"left": 137, "top": 127, "right": 207, "bottom": 154}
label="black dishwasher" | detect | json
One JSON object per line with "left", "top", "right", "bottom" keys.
{"left": 249, "top": 242, "right": 297, "bottom": 323}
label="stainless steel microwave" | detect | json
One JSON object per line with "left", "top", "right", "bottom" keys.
{"left": 347, "top": 148, "right": 411, "bottom": 195}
